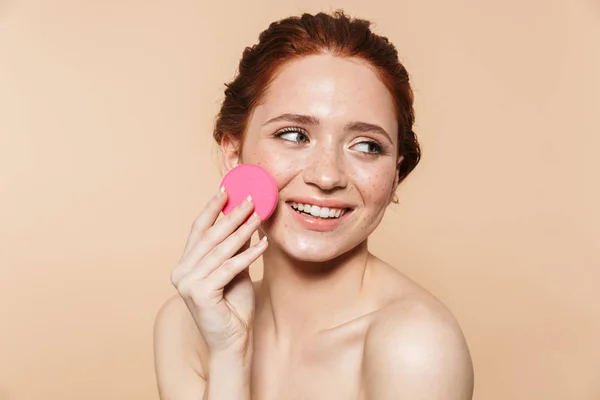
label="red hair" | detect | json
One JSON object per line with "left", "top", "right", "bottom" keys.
{"left": 213, "top": 10, "right": 421, "bottom": 184}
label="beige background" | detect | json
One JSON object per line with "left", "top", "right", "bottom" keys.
{"left": 1, "top": 0, "right": 599, "bottom": 399}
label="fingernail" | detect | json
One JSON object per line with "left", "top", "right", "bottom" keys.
{"left": 246, "top": 195, "right": 253, "bottom": 203}
{"left": 220, "top": 186, "right": 226, "bottom": 194}
{"left": 251, "top": 212, "right": 261, "bottom": 223}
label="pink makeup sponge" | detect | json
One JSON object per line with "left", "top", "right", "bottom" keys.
{"left": 220, "top": 164, "right": 279, "bottom": 221}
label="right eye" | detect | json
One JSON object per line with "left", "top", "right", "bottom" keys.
{"left": 274, "top": 127, "right": 310, "bottom": 144}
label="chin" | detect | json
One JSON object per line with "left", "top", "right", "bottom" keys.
{"left": 277, "top": 235, "right": 363, "bottom": 264}
{"left": 261, "top": 207, "right": 376, "bottom": 264}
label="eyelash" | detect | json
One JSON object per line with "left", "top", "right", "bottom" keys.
{"left": 357, "top": 140, "right": 385, "bottom": 155}
{"left": 274, "top": 127, "right": 310, "bottom": 143}
{"left": 273, "top": 127, "right": 386, "bottom": 156}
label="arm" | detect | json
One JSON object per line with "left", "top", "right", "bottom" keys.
{"left": 362, "top": 302, "right": 474, "bottom": 400}
{"left": 156, "top": 188, "right": 266, "bottom": 399}
{"left": 153, "top": 295, "right": 207, "bottom": 400}
{"left": 203, "top": 350, "right": 252, "bottom": 400}
{"left": 153, "top": 295, "right": 253, "bottom": 400}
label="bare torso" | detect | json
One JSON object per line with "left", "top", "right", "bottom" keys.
{"left": 251, "top": 293, "right": 371, "bottom": 400}
{"left": 252, "top": 323, "right": 365, "bottom": 399}
{"left": 171, "top": 254, "right": 459, "bottom": 400}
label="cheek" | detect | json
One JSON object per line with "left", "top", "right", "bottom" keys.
{"left": 244, "top": 147, "right": 298, "bottom": 187}
{"left": 354, "top": 166, "right": 396, "bottom": 205}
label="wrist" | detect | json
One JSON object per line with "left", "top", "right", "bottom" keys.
{"left": 209, "top": 344, "right": 253, "bottom": 371}
{"left": 206, "top": 348, "right": 252, "bottom": 399}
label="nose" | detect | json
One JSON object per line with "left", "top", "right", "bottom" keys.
{"left": 302, "top": 144, "right": 348, "bottom": 191}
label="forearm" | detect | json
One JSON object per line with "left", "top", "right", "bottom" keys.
{"left": 203, "top": 350, "right": 252, "bottom": 400}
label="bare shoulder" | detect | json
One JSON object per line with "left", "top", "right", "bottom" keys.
{"left": 153, "top": 281, "right": 263, "bottom": 399}
{"left": 153, "top": 294, "right": 208, "bottom": 400}
{"left": 362, "top": 256, "right": 474, "bottom": 399}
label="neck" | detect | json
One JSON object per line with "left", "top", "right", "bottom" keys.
{"left": 254, "top": 240, "right": 372, "bottom": 346}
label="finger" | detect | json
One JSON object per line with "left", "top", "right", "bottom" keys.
{"left": 205, "top": 237, "right": 268, "bottom": 290}
{"left": 235, "top": 238, "right": 252, "bottom": 257}
{"left": 182, "top": 188, "right": 228, "bottom": 257}
{"left": 173, "top": 198, "right": 255, "bottom": 283}
{"left": 195, "top": 211, "right": 261, "bottom": 278}
{"left": 183, "top": 196, "right": 255, "bottom": 263}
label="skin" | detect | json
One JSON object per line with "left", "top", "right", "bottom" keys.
{"left": 154, "top": 54, "right": 474, "bottom": 399}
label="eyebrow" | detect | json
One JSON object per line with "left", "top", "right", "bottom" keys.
{"left": 263, "top": 113, "right": 320, "bottom": 127}
{"left": 262, "top": 113, "right": 393, "bottom": 144}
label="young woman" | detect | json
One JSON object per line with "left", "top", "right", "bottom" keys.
{"left": 154, "top": 11, "right": 474, "bottom": 400}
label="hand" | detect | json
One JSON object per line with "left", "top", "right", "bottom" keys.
{"left": 170, "top": 188, "right": 268, "bottom": 356}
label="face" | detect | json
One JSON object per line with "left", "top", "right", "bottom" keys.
{"left": 223, "top": 54, "right": 400, "bottom": 262}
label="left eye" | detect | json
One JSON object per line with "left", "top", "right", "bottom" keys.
{"left": 353, "top": 141, "right": 383, "bottom": 154}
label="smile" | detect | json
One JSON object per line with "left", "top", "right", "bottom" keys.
{"left": 289, "top": 202, "right": 349, "bottom": 219}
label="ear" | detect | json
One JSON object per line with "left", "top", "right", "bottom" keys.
{"left": 389, "top": 156, "right": 404, "bottom": 205}
{"left": 220, "top": 133, "right": 242, "bottom": 171}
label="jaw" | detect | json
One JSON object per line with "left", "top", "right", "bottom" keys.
{"left": 262, "top": 233, "right": 371, "bottom": 277}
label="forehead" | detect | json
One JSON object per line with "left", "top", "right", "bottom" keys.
{"left": 251, "top": 54, "right": 398, "bottom": 138}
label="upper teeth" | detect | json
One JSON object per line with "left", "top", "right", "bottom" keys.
{"left": 290, "top": 202, "right": 346, "bottom": 219}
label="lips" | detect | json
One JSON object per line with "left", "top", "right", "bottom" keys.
{"left": 289, "top": 202, "right": 348, "bottom": 219}
{"left": 284, "top": 198, "right": 354, "bottom": 232}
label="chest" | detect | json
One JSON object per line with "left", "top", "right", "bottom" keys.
{"left": 250, "top": 335, "right": 365, "bottom": 400}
